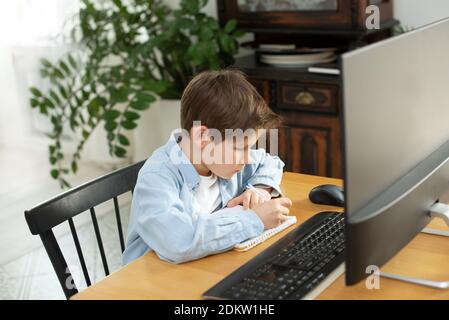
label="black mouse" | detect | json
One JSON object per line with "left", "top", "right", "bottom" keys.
{"left": 309, "top": 184, "right": 344, "bottom": 207}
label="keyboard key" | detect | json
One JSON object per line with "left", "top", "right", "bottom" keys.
{"left": 312, "top": 265, "right": 321, "bottom": 272}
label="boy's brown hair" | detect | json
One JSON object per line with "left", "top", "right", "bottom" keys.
{"left": 180, "top": 70, "right": 281, "bottom": 135}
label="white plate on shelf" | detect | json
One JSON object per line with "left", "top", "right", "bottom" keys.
{"left": 255, "top": 46, "right": 337, "bottom": 54}
{"left": 258, "top": 44, "right": 297, "bottom": 51}
{"left": 261, "top": 51, "right": 335, "bottom": 63}
{"left": 260, "top": 56, "right": 337, "bottom": 68}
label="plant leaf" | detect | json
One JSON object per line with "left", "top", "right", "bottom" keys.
{"left": 53, "top": 68, "right": 65, "bottom": 79}
{"left": 224, "top": 19, "right": 237, "bottom": 34}
{"left": 104, "top": 121, "right": 118, "bottom": 131}
{"left": 30, "top": 87, "right": 42, "bottom": 97}
{"left": 71, "top": 161, "right": 78, "bottom": 173}
{"left": 104, "top": 109, "right": 121, "bottom": 120}
{"left": 58, "top": 85, "right": 68, "bottom": 99}
{"left": 118, "top": 133, "right": 130, "bottom": 146}
{"left": 136, "top": 92, "right": 156, "bottom": 103}
{"left": 59, "top": 60, "right": 71, "bottom": 76}
{"left": 67, "top": 54, "right": 77, "bottom": 69}
{"left": 61, "top": 179, "right": 71, "bottom": 189}
{"left": 114, "top": 145, "right": 127, "bottom": 158}
{"left": 49, "top": 90, "right": 61, "bottom": 105}
{"left": 40, "top": 58, "right": 52, "bottom": 68}
{"left": 124, "top": 111, "right": 140, "bottom": 120}
{"left": 43, "top": 97, "right": 55, "bottom": 109}
{"left": 143, "top": 80, "right": 168, "bottom": 94}
{"left": 130, "top": 98, "right": 150, "bottom": 111}
{"left": 50, "top": 169, "right": 59, "bottom": 179}
{"left": 30, "top": 98, "right": 39, "bottom": 108}
{"left": 111, "top": 86, "right": 130, "bottom": 103}
{"left": 87, "top": 98, "right": 100, "bottom": 116}
{"left": 122, "top": 120, "right": 138, "bottom": 130}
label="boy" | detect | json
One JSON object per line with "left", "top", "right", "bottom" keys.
{"left": 122, "top": 70, "right": 292, "bottom": 265}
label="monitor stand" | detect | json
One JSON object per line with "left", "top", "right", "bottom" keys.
{"left": 379, "top": 202, "right": 449, "bottom": 289}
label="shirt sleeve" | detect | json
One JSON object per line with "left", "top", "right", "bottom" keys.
{"left": 245, "top": 149, "right": 285, "bottom": 196}
{"left": 133, "top": 171, "right": 264, "bottom": 264}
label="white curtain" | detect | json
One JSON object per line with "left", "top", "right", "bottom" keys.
{"left": 0, "top": 0, "right": 79, "bottom": 148}
{"left": 0, "top": 0, "right": 129, "bottom": 165}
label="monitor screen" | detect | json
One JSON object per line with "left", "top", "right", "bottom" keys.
{"left": 342, "top": 18, "right": 449, "bottom": 218}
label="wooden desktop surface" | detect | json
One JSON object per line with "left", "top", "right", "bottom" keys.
{"left": 72, "top": 172, "right": 449, "bottom": 300}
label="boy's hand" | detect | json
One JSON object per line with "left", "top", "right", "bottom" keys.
{"left": 252, "top": 197, "right": 293, "bottom": 230}
{"left": 227, "top": 188, "right": 272, "bottom": 210}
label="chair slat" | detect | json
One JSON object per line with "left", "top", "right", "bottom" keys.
{"left": 90, "top": 207, "right": 110, "bottom": 276}
{"left": 113, "top": 197, "right": 125, "bottom": 253}
{"left": 68, "top": 218, "right": 91, "bottom": 286}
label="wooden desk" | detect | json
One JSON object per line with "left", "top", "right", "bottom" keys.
{"left": 72, "top": 172, "right": 449, "bottom": 300}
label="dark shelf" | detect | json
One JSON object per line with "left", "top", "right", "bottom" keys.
{"left": 238, "top": 19, "right": 399, "bottom": 37}
{"left": 234, "top": 54, "right": 341, "bottom": 83}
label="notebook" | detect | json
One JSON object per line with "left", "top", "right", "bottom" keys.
{"left": 234, "top": 216, "right": 297, "bottom": 252}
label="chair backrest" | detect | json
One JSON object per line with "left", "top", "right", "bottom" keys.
{"left": 24, "top": 160, "right": 145, "bottom": 299}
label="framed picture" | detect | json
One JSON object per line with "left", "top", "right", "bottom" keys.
{"left": 217, "top": 0, "right": 394, "bottom": 31}
{"left": 236, "top": 0, "right": 339, "bottom": 13}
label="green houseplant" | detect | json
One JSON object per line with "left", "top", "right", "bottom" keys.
{"left": 29, "top": 0, "right": 244, "bottom": 188}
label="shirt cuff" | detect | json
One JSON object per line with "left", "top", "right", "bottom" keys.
{"left": 252, "top": 182, "right": 283, "bottom": 198}
{"left": 240, "top": 209, "right": 264, "bottom": 238}
{"left": 253, "top": 183, "right": 280, "bottom": 198}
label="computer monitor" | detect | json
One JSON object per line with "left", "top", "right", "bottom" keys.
{"left": 342, "top": 18, "right": 449, "bottom": 285}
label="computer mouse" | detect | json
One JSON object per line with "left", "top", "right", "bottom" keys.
{"left": 308, "top": 184, "right": 344, "bottom": 207}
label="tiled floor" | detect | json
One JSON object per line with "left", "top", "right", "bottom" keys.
{"left": 0, "top": 200, "right": 131, "bottom": 299}
{"left": 0, "top": 143, "right": 133, "bottom": 300}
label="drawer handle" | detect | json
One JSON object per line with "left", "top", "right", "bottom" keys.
{"left": 295, "top": 91, "right": 316, "bottom": 105}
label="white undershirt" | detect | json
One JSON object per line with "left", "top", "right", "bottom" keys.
{"left": 192, "top": 174, "right": 222, "bottom": 218}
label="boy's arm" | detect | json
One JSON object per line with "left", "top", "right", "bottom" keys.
{"left": 133, "top": 171, "right": 264, "bottom": 264}
{"left": 244, "top": 149, "right": 285, "bottom": 196}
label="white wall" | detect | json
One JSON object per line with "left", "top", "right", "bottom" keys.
{"left": 0, "top": 50, "right": 24, "bottom": 144}
{"left": 0, "top": 0, "right": 79, "bottom": 149}
{"left": 395, "top": 0, "right": 449, "bottom": 28}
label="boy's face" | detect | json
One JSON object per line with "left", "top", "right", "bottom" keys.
{"left": 202, "top": 130, "right": 260, "bottom": 180}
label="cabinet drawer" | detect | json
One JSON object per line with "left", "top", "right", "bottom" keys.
{"left": 278, "top": 82, "right": 338, "bottom": 114}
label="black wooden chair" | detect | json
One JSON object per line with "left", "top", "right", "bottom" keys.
{"left": 24, "top": 160, "right": 145, "bottom": 299}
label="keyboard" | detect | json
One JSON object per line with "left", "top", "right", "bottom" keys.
{"left": 203, "top": 211, "right": 345, "bottom": 300}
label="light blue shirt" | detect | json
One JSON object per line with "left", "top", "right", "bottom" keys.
{"left": 122, "top": 136, "right": 285, "bottom": 265}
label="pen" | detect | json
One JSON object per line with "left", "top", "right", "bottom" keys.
{"left": 246, "top": 183, "right": 271, "bottom": 202}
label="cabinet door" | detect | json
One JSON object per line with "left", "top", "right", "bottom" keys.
{"left": 278, "top": 112, "right": 342, "bottom": 178}
{"left": 248, "top": 79, "right": 271, "bottom": 105}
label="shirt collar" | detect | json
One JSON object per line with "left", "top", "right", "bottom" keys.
{"left": 162, "top": 133, "right": 201, "bottom": 192}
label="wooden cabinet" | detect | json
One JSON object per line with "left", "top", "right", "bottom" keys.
{"left": 238, "top": 55, "right": 343, "bottom": 178}
{"left": 278, "top": 113, "right": 342, "bottom": 178}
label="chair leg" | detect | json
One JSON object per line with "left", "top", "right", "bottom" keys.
{"left": 40, "top": 230, "right": 78, "bottom": 299}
